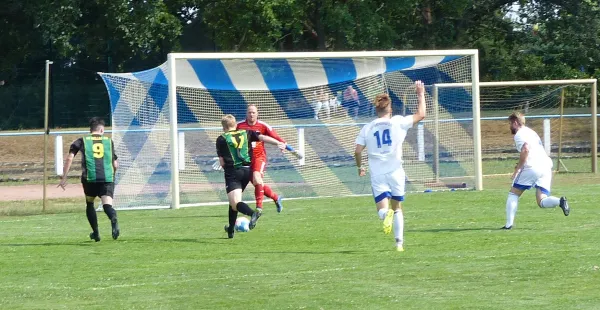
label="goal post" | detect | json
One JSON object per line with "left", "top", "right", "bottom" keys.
{"left": 100, "top": 50, "right": 481, "bottom": 210}
{"left": 435, "top": 78, "right": 598, "bottom": 178}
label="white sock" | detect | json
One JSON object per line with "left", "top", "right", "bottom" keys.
{"left": 540, "top": 196, "right": 560, "bottom": 208}
{"left": 506, "top": 192, "right": 519, "bottom": 227}
{"left": 377, "top": 208, "right": 389, "bottom": 220}
{"left": 393, "top": 210, "right": 404, "bottom": 244}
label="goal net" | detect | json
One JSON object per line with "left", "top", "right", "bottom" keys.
{"left": 436, "top": 80, "right": 598, "bottom": 177}
{"left": 99, "top": 51, "right": 481, "bottom": 209}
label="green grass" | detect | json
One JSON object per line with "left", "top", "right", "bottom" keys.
{"left": 0, "top": 198, "right": 82, "bottom": 216}
{"left": 1, "top": 175, "right": 600, "bottom": 309}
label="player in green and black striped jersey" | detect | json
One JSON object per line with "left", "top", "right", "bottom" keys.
{"left": 58, "top": 117, "right": 120, "bottom": 242}
{"left": 216, "top": 114, "right": 287, "bottom": 238}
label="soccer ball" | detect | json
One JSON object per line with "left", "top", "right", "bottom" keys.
{"left": 235, "top": 217, "right": 250, "bottom": 232}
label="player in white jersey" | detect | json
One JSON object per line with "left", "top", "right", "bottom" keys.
{"left": 503, "top": 112, "right": 570, "bottom": 229}
{"left": 354, "top": 81, "right": 426, "bottom": 251}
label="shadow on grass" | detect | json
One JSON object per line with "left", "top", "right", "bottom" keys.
{"left": 236, "top": 250, "right": 367, "bottom": 255}
{"left": 407, "top": 227, "right": 501, "bottom": 233}
{"left": 154, "top": 215, "right": 224, "bottom": 219}
{"left": 0, "top": 242, "right": 94, "bottom": 247}
{"left": 122, "top": 237, "right": 229, "bottom": 244}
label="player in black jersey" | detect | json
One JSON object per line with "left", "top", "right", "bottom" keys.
{"left": 216, "top": 114, "right": 286, "bottom": 238}
{"left": 58, "top": 117, "right": 120, "bottom": 242}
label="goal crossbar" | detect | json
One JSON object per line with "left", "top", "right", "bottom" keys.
{"left": 168, "top": 50, "right": 479, "bottom": 60}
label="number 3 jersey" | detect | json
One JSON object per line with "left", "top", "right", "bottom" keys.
{"left": 69, "top": 134, "right": 118, "bottom": 183}
{"left": 355, "top": 115, "right": 414, "bottom": 177}
{"left": 216, "top": 130, "right": 261, "bottom": 170}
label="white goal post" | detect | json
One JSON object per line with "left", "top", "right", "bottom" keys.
{"left": 100, "top": 50, "right": 482, "bottom": 210}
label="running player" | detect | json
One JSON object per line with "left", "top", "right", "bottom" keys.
{"left": 503, "top": 111, "right": 570, "bottom": 229}
{"left": 58, "top": 117, "right": 120, "bottom": 242}
{"left": 218, "top": 114, "right": 286, "bottom": 238}
{"left": 354, "top": 81, "right": 426, "bottom": 251}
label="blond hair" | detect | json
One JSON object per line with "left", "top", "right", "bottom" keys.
{"left": 221, "top": 114, "right": 237, "bottom": 130}
{"left": 374, "top": 93, "right": 391, "bottom": 114}
{"left": 508, "top": 111, "right": 526, "bottom": 126}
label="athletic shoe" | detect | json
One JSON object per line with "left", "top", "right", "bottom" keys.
{"left": 275, "top": 196, "right": 284, "bottom": 213}
{"left": 89, "top": 231, "right": 101, "bottom": 242}
{"left": 501, "top": 225, "right": 512, "bottom": 230}
{"left": 111, "top": 218, "right": 120, "bottom": 240}
{"left": 383, "top": 209, "right": 394, "bottom": 234}
{"left": 396, "top": 239, "right": 404, "bottom": 252}
{"left": 249, "top": 209, "right": 262, "bottom": 230}
{"left": 224, "top": 225, "right": 234, "bottom": 239}
{"left": 559, "top": 197, "right": 570, "bottom": 216}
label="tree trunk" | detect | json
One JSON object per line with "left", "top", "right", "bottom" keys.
{"left": 315, "top": 0, "right": 326, "bottom": 50}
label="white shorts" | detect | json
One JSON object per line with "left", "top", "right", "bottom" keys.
{"left": 371, "top": 168, "right": 405, "bottom": 203}
{"left": 512, "top": 166, "right": 552, "bottom": 195}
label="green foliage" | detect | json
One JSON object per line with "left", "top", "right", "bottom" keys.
{"left": 1, "top": 0, "right": 598, "bottom": 129}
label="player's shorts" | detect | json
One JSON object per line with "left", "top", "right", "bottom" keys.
{"left": 82, "top": 181, "right": 114, "bottom": 198}
{"left": 512, "top": 166, "right": 552, "bottom": 195}
{"left": 224, "top": 166, "right": 251, "bottom": 193}
{"left": 371, "top": 168, "right": 406, "bottom": 203}
{"left": 251, "top": 157, "right": 267, "bottom": 177}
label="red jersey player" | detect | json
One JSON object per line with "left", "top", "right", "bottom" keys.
{"left": 236, "top": 104, "right": 285, "bottom": 213}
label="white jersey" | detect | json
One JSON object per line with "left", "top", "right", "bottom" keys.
{"left": 514, "top": 126, "right": 552, "bottom": 169}
{"left": 355, "top": 115, "right": 414, "bottom": 176}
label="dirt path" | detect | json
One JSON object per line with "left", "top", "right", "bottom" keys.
{"left": 0, "top": 184, "right": 83, "bottom": 202}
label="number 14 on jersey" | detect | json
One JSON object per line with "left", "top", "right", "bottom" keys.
{"left": 374, "top": 129, "right": 392, "bottom": 148}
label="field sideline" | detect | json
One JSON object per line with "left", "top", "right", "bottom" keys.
{"left": 1, "top": 175, "right": 599, "bottom": 309}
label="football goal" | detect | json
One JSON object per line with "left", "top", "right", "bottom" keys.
{"left": 435, "top": 79, "right": 597, "bottom": 177}
{"left": 99, "top": 50, "right": 482, "bottom": 209}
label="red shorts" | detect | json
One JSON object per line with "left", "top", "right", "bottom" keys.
{"left": 251, "top": 157, "right": 267, "bottom": 176}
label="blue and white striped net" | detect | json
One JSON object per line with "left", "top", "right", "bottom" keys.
{"left": 100, "top": 55, "right": 475, "bottom": 208}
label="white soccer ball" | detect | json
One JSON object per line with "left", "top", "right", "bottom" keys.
{"left": 235, "top": 217, "right": 250, "bottom": 232}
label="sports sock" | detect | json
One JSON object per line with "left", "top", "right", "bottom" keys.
{"left": 86, "top": 202, "right": 98, "bottom": 233}
{"left": 254, "top": 184, "right": 264, "bottom": 209}
{"left": 228, "top": 206, "right": 238, "bottom": 232}
{"left": 103, "top": 204, "right": 117, "bottom": 221}
{"left": 236, "top": 201, "right": 254, "bottom": 216}
{"left": 540, "top": 196, "right": 560, "bottom": 208}
{"left": 377, "top": 208, "right": 389, "bottom": 220}
{"left": 506, "top": 192, "right": 519, "bottom": 227}
{"left": 263, "top": 185, "right": 279, "bottom": 202}
{"left": 393, "top": 210, "right": 404, "bottom": 244}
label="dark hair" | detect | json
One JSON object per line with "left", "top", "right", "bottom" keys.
{"left": 90, "top": 117, "right": 105, "bottom": 132}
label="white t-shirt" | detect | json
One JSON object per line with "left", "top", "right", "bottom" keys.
{"left": 514, "top": 126, "right": 552, "bottom": 169}
{"left": 355, "top": 115, "right": 414, "bottom": 176}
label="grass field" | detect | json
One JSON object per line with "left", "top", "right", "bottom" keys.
{"left": 1, "top": 175, "right": 599, "bottom": 309}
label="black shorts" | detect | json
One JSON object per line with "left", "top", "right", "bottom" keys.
{"left": 82, "top": 182, "right": 115, "bottom": 198}
{"left": 224, "top": 166, "right": 251, "bottom": 193}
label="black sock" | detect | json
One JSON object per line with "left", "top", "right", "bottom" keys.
{"left": 228, "top": 206, "right": 238, "bottom": 233}
{"left": 86, "top": 203, "right": 98, "bottom": 233}
{"left": 103, "top": 204, "right": 117, "bottom": 222}
{"left": 236, "top": 201, "right": 254, "bottom": 216}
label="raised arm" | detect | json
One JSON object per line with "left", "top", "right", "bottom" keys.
{"left": 412, "top": 80, "right": 426, "bottom": 124}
